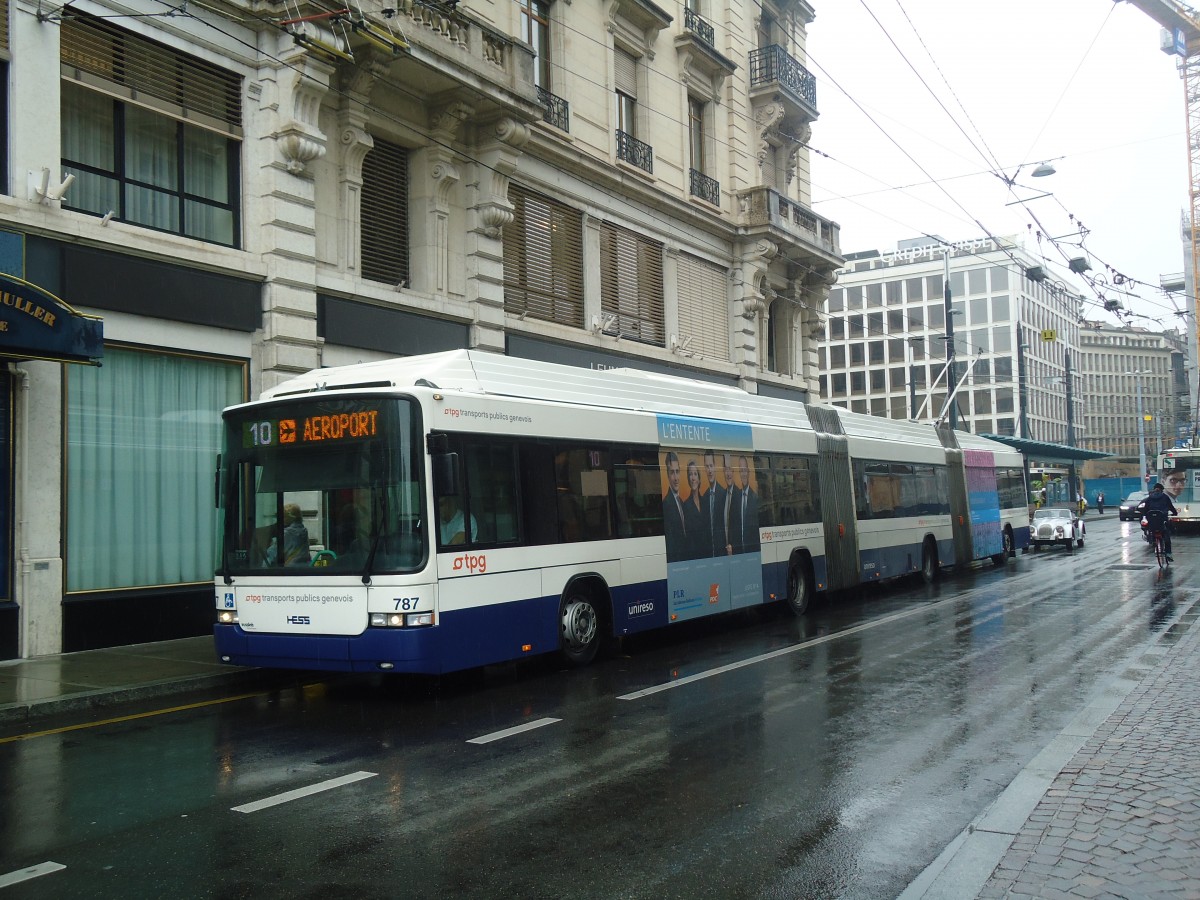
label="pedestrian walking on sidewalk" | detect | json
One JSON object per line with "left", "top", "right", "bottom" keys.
{"left": 1096, "top": 491, "right": 1105, "bottom": 514}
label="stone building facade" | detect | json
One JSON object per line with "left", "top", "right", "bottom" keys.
{"left": 0, "top": 0, "right": 841, "bottom": 657}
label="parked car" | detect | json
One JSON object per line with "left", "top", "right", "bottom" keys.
{"left": 1118, "top": 491, "right": 1146, "bottom": 521}
{"left": 1031, "top": 506, "right": 1085, "bottom": 551}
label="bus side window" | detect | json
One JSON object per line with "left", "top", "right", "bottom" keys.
{"left": 756, "top": 456, "right": 775, "bottom": 527}
{"left": 463, "top": 440, "right": 520, "bottom": 545}
{"left": 614, "top": 449, "right": 662, "bottom": 538}
{"left": 553, "top": 446, "right": 613, "bottom": 542}
{"left": 518, "top": 443, "right": 559, "bottom": 546}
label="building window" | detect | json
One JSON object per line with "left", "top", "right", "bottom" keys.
{"left": 61, "top": 83, "right": 239, "bottom": 246}
{"left": 614, "top": 47, "right": 639, "bottom": 137}
{"left": 60, "top": 14, "right": 241, "bottom": 247}
{"left": 677, "top": 254, "right": 729, "bottom": 361}
{"left": 688, "top": 97, "right": 719, "bottom": 204}
{"left": 65, "top": 346, "right": 245, "bottom": 592}
{"left": 360, "top": 138, "right": 410, "bottom": 287}
{"left": 600, "top": 221, "right": 663, "bottom": 345}
{"left": 520, "top": 0, "right": 552, "bottom": 88}
{"left": 503, "top": 184, "right": 584, "bottom": 327}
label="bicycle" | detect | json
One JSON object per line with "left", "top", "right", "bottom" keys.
{"left": 1141, "top": 509, "right": 1171, "bottom": 569}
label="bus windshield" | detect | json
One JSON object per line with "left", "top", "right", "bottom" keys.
{"left": 220, "top": 396, "right": 425, "bottom": 575}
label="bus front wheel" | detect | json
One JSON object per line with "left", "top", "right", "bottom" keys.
{"left": 560, "top": 592, "right": 600, "bottom": 666}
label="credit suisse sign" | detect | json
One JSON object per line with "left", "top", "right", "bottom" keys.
{"left": 0, "top": 273, "right": 103, "bottom": 365}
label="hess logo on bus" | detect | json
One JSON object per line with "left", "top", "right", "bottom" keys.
{"left": 286, "top": 615, "right": 311, "bottom": 625}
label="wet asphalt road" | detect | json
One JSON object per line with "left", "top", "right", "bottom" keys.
{"left": 0, "top": 515, "right": 1189, "bottom": 899}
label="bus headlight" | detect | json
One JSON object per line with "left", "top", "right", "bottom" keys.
{"left": 218, "top": 610, "right": 237, "bottom": 624}
{"left": 370, "top": 612, "right": 431, "bottom": 627}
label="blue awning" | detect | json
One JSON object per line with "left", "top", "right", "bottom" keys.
{"left": 0, "top": 273, "right": 102, "bottom": 365}
{"left": 978, "top": 434, "right": 1110, "bottom": 462}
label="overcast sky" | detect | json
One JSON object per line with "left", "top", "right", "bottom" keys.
{"left": 807, "top": 1, "right": 1187, "bottom": 330}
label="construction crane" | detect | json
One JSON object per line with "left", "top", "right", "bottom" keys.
{"left": 1122, "top": 1, "right": 1200, "bottom": 441}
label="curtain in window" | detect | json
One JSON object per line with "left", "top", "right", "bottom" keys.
{"left": 61, "top": 82, "right": 119, "bottom": 216}
{"left": 66, "top": 348, "right": 244, "bottom": 591}
{"left": 183, "top": 125, "right": 233, "bottom": 242}
{"left": 125, "top": 105, "right": 178, "bottom": 231}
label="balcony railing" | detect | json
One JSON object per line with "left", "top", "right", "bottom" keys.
{"left": 537, "top": 86, "right": 570, "bottom": 132}
{"left": 748, "top": 44, "right": 816, "bottom": 107}
{"left": 738, "top": 187, "right": 840, "bottom": 257}
{"left": 683, "top": 7, "right": 715, "bottom": 47}
{"left": 689, "top": 168, "right": 719, "bottom": 205}
{"left": 616, "top": 130, "right": 654, "bottom": 174}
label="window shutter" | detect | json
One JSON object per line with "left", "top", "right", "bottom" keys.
{"left": 503, "top": 184, "right": 584, "bottom": 327}
{"left": 614, "top": 48, "right": 637, "bottom": 97}
{"left": 677, "top": 254, "right": 729, "bottom": 361}
{"left": 600, "top": 221, "right": 664, "bottom": 346}
{"left": 60, "top": 12, "right": 241, "bottom": 133}
{"left": 360, "top": 139, "right": 410, "bottom": 287}
{"left": 0, "top": 0, "right": 8, "bottom": 51}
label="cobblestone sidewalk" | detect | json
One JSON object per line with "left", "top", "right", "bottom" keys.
{"left": 978, "top": 607, "right": 1200, "bottom": 899}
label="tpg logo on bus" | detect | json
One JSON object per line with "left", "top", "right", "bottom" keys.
{"left": 452, "top": 554, "right": 487, "bottom": 574}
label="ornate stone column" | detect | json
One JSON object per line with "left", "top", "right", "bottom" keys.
{"left": 255, "top": 38, "right": 333, "bottom": 392}
{"left": 334, "top": 55, "right": 390, "bottom": 275}
{"left": 733, "top": 238, "right": 777, "bottom": 388}
{"left": 797, "top": 267, "right": 835, "bottom": 395}
{"left": 464, "top": 115, "right": 529, "bottom": 353}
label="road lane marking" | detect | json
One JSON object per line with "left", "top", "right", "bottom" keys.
{"left": 467, "top": 717, "right": 561, "bottom": 745}
{"left": 0, "top": 862, "right": 66, "bottom": 888}
{"left": 618, "top": 589, "right": 976, "bottom": 700}
{"left": 0, "top": 693, "right": 264, "bottom": 745}
{"left": 231, "top": 771, "right": 377, "bottom": 814}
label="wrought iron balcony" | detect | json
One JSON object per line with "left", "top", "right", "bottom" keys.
{"left": 683, "top": 7, "right": 715, "bottom": 47}
{"left": 749, "top": 44, "right": 817, "bottom": 110}
{"left": 689, "top": 168, "right": 719, "bottom": 205}
{"left": 616, "top": 130, "right": 654, "bottom": 174}
{"left": 537, "top": 86, "right": 570, "bottom": 132}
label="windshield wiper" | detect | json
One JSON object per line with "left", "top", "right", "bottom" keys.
{"left": 361, "top": 490, "right": 390, "bottom": 585}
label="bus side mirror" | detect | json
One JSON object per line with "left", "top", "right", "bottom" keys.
{"left": 432, "top": 452, "right": 459, "bottom": 497}
{"left": 214, "top": 454, "right": 222, "bottom": 509}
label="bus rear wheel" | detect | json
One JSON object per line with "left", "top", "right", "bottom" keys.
{"left": 991, "top": 527, "right": 1014, "bottom": 566}
{"left": 560, "top": 593, "right": 600, "bottom": 666}
{"left": 785, "top": 558, "right": 812, "bottom": 616}
{"left": 921, "top": 539, "right": 939, "bottom": 584}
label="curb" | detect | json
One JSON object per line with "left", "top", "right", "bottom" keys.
{"left": 899, "top": 595, "right": 1197, "bottom": 899}
{"left": 0, "top": 668, "right": 293, "bottom": 727}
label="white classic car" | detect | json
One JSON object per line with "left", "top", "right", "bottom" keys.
{"left": 1030, "top": 506, "right": 1085, "bottom": 552}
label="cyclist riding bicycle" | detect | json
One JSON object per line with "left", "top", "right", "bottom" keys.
{"left": 1136, "top": 483, "right": 1178, "bottom": 561}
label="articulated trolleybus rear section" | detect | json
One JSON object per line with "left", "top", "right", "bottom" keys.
{"left": 214, "top": 351, "right": 1029, "bottom": 675}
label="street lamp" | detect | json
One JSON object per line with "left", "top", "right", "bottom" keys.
{"left": 1126, "top": 370, "right": 1150, "bottom": 490}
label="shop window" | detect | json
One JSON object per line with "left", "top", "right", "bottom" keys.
{"left": 66, "top": 347, "right": 245, "bottom": 591}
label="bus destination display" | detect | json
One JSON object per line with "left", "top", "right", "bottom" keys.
{"left": 243, "top": 409, "right": 380, "bottom": 448}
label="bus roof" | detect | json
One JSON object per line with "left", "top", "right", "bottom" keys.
{"left": 254, "top": 350, "right": 999, "bottom": 452}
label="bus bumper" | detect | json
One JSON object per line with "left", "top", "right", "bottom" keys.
{"left": 214, "top": 623, "right": 442, "bottom": 674}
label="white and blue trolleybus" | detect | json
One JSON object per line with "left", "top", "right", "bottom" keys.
{"left": 214, "top": 351, "right": 1030, "bottom": 674}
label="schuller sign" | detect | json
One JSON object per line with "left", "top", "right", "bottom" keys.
{"left": 0, "top": 273, "right": 102, "bottom": 365}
